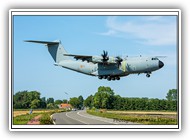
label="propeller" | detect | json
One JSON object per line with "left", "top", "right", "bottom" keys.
{"left": 115, "top": 56, "right": 123, "bottom": 68}
{"left": 101, "top": 50, "right": 109, "bottom": 62}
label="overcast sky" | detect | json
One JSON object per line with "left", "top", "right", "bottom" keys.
{"left": 13, "top": 14, "right": 178, "bottom": 100}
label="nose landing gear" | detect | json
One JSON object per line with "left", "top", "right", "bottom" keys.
{"left": 146, "top": 72, "right": 151, "bottom": 78}
{"left": 146, "top": 73, "right": 150, "bottom": 78}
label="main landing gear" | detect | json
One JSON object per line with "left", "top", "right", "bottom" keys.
{"left": 98, "top": 76, "right": 120, "bottom": 81}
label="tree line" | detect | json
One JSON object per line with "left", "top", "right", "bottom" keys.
{"left": 84, "top": 87, "right": 177, "bottom": 111}
{"left": 13, "top": 87, "right": 177, "bottom": 111}
{"left": 13, "top": 90, "right": 84, "bottom": 109}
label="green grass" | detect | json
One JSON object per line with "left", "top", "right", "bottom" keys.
{"left": 13, "top": 113, "right": 40, "bottom": 125}
{"left": 87, "top": 110, "right": 177, "bottom": 125}
{"left": 13, "top": 109, "right": 67, "bottom": 125}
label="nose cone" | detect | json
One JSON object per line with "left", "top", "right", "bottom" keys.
{"left": 159, "top": 61, "right": 164, "bottom": 68}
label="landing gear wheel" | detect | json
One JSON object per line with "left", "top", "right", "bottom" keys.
{"left": 146, "top": 74, "right": 150, "bottom": 78}
{"left": 116, "top": 77, "right": 120, "bottom": 80}
{"left": 107, "top": 76, "right": 111, "bottom": 81}
{"left": 98, "top": 76, "right": 103, "bottom": 79}
{"left": 103, "top": 76, "right": 107, "bottom": 79}
{"left": 111, "top": 77, "right": 116, "bottom": 80}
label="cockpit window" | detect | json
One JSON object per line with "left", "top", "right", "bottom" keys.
{"left": 151, "top": 58, "right": 158, "bottom": 60}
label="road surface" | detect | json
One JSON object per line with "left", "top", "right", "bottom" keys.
{"left": 52, "top": 110, "right": 137, "bottom": 125}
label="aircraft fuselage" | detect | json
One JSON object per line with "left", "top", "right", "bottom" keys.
{"left": 55, "top": 56, "right": 164, "bottom": 80}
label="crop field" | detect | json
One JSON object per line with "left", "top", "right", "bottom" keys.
{"left": 13, "top": 109, "right": 66, "bottom": 117}
{"left": 14, "top": 110, "right": 51, "bottom": 117}
{"left": 87, "top": 110, "right": 178, "bottom": 125}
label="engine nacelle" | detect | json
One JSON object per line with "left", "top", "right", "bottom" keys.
{"left": 92, "top": 56, "right": 103, "bottom": 63}
{"left": 92, "top": 56, "right": 117, "bottom": 63}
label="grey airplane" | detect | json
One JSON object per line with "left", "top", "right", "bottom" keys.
{"left": 25, "top": 40, "right": 164, "bottom": 81}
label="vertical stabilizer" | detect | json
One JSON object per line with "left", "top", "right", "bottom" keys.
{"left": 25, "top": 40, "right": 69, "bottom": 63}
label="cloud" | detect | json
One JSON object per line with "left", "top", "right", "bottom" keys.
{"left": 99, "top": 16, "right": 177, "bottom": 46}
{"left": 98, "top": 30, "right": 117, "bottom": 36}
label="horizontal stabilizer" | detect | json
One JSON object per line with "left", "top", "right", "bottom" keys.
{"left": 24, "top": 40, "right": 59, "bottom": 45}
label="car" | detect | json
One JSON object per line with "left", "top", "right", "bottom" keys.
{"left": 72, "top": 108, "right": 77, "bottom": 111}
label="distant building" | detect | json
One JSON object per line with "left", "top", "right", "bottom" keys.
{"left": 58, "top": 103, "right": 72, "bottom": 110}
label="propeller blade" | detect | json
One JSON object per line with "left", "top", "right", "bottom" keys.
{"left": 115, "top": 56, "right": 123, "bottom": 68}
{"left": 101, "top": 50, "right": 109, "bottom": 62}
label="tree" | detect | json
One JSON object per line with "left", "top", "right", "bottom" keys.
{"left": 159, "top": 99, "right": 167, "bottom": 110}
{"left": 40, "top": 97, "right": 47, "bottom": 108}
{"left": 13, "top": 91, "right": 41, "bottom": 109}
{"left": 166, "top": 89, "right": 177, "bottom": 101}
{"left": 41, "top": 97, "right": 46, "bottom": 102}
{"left": 84, "top": 95, "right": 93, "bottom": 109}
{"left": 93, "top": 92, "right": 102, "bottom": 109}
{"left": 47, "top": 98, "right": 54, "bottom": 104}
{"left": 69, "top": 97, "right": 80, "bottom": 109}
{"left": 47, "top": 103, "right": 55, "bottom": 109}
{"left": 93, "top": 86, "right": 115, "bottom": 109}
{"left": 54, "top": 100, "right": 63, "bottom": 105}
{"left": 30, "top": 99, "right": 41, "bottom": 109}
{"left": 62, "top": 99, "right": 68, "bottom": 103}
{"left": 78, "top": 95, "right": 84, "bottom": 109}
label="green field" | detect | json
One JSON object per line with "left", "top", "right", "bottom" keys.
{"left": 87, "top": 110, "right": 177, "bottom": 125}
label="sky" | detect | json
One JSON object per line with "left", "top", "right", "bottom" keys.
{"left": 13, "top": 15, "right": 178, "bottom": 100}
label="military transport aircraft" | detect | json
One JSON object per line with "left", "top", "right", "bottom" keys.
{"left": 25, "top": 40, "right": 164, "bottom": 81}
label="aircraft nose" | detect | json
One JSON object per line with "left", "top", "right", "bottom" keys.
{"left": 159, "top": 60, "right": 164, "bottom": 68}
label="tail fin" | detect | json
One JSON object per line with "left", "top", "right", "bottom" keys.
{"left": 25, "top": 40, "right": 69, "bottom": 63}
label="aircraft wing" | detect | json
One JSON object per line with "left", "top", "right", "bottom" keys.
{"left": 64, "top": 53, "right": 121, "bottom": 65}
{"left": 64, "top": 54, "right": 93, "bottom": 62}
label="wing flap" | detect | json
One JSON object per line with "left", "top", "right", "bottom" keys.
{"left": 64, "top": 54, "right": 92, "bottom": 61}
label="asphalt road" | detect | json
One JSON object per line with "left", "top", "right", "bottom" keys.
{"left": 52, "top": 110, "right": 136, "bottom": 125}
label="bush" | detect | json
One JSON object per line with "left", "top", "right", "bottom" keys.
{"left": 40, "top": 113, "right": 54, "bottom": 125}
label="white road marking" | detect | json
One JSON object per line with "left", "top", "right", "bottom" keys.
{"left": 66, "top": 111, "right": 89, "bottom": 124}
{"left": 77, "top": 111, "right": 119, "bottom": 124}
{"left": 50, "top": 115, "right": 56, "bottom": 124}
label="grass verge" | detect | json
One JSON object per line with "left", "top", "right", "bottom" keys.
{"left": 13, "top": 109, "right": 67, "bottom": 125}
{"left": 87, "top": 110, "right": 177, "bottom": 125}
{"left": 13, "top": 113, "right": 40, "bottom": 125}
